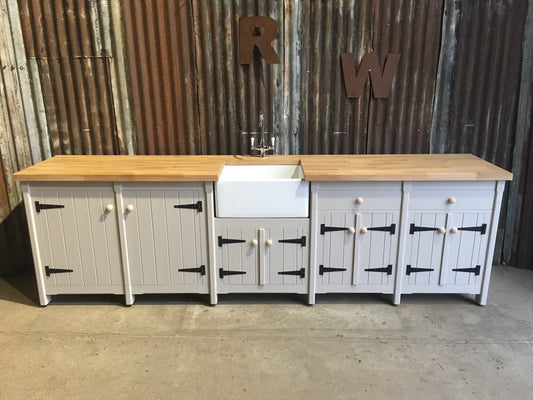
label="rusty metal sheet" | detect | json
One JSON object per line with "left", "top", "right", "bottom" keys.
{"left": 18, "top": 0, "right": 121, "bottom": 155}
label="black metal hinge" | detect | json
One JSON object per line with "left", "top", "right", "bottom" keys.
{"left": 218, "top": 236, "right": 246, "bottom": 247}
{"left": 219, "top": 268, "right": 247, "bottom": 278}
{"left": 278, "top": 236, "right": 306, "bottom": 246}
{"left": 452, "top": 265, "right": 481, "bottom": 275}
{"left": 278, "top": 268, "right": 305, "bottom": 278}
{"left": 368, "top": 224, "right": 396, "bottom": 235}
{"left": 321, "top": 224, "right": 349, "bottom": 234}
{"left": 319, "top": 265, "right": 347, "bottom": 275}
{"left": 409, "top": 224, "right": 438, "bottom": 234}
{"left": 45, "top": 266, "right": 73, "bottom": 277}
{"left": 174, "top": 201, "right": 203, "bottom": 212}
{"left": 178, "top": 265, "right": 206, "bottom": 275}
{"left": 406, "top": 265, "right": 434, "bottom": 275}
{"left": 35, "top": 201, "right": 64, "bottom": 213}
{"left": 364, "top": 264, "right": 393, "bottom": 275}
{"left": 458, "top": 224, "right": 487, "bottom": 235}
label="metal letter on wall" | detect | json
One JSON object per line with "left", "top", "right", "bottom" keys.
{"left": 239, "top": 16, "right": 280, "bottom": 64}
{"left": 341, "top": 52, "right": 401, "bottom": 98}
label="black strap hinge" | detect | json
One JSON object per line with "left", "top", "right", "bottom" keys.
{"left": 364, "top": 264, "right": 393, "bottom": 275}
{"left": 319, "top": 265, "right": 347, "bottom": 275}
{"left": 409, "top": 224, "right": 438, "bottom": 234}
{"left": 219, "top": 268, "right": 246, "bottom": 278}
{"left": 218, "top": 236, "right": 246, "bottom": 247}
{"left": 174, "top": 201, "right": 202, "bottom": 212}
{"left": 458, "top": 224, "right": 487, "bottom": 235}
{"left": 406, "top": 265, "right": 434, "bottom": 275}
{"left": 278, "top": 236, "right": 306, "bottom": 246}
{"left": 178, "top": 265, "right": 206, "bottom": 275}
{"left": 35, "top": 201, "right": 64, "bottom": 213}
{"left": 45, "top": 266, "right": 73, "bottom": 277}
{"left": 321, "top": 224, "right": 349, "bottom": 234}
{"left": 368, "top": 224, "right": 396, "bottom": 235}
{"left": 278, "top": 268, "right": 305, "bottom": 278}
{"left": 452, "top": 265, "right": 481, "bottom": 275}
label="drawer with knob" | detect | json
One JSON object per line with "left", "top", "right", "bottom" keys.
{"left": 407, "top": 181, "right": 495, "bottom": 211}
{"left": 317, "top": 182, "right": 402, "bottom": 211}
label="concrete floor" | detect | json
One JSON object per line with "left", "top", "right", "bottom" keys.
{"left": 0, "top": 266, "right": 532, "bottom": 400}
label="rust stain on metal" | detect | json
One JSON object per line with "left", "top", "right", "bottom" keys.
{"left": 18, "top": 0, "right": 120, "bottom": 155}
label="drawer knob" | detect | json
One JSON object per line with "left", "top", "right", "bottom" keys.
{"left": 348, "top": 227, "right": 356, "bottom": 234}
{"left": 447, "top": 197, "right": 456, "bottom": 204}
{"left": 251, "top": 239, "right": 258, "bottom": 247}
{"left": 125, "top": 204, "right": 134, "bottom": 212}
{"left": 105, "top": 204, "right": 114, "bottom": 212}
{"left": 266, "top": 239, "right": 273, "bottom": 246}
{"left": 437, "top": 227, "right": 446, "bottom": 234}
{"left": 360, "top": 227, "right": 368, "bottom": 234}
{"left": 450, "top": 227, "right": 458, "bottom": 233}
{"left": 355, "top": 197, "right": 364, "bottom": 204}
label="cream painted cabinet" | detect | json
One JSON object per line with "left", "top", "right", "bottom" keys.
{"left": 401, "top": 182, "right": 495, "bottom": 295}
{"left": 315, "top": 183, "right": 401, "bottom": 294}
{"left": 22, "top": 183, "right": 124, "bottom": 305}
{"left": 215, "top": 219, "right": 308, "bottom": 293}
{"left": 118, "top": 183, "right": 209, "bottom": 295}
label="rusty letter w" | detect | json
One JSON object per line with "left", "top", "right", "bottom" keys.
{"left": 341, "top": 52, "right": 401, "bottom": 98}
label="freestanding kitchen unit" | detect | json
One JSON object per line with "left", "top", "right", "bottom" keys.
{"left": 13, "top": 154, "right": 513, "bottom": 306}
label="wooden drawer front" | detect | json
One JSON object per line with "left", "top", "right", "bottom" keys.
{"left": 408, "top": 190, "right": 494, "bottom": 210}
{"left": 318, "top": 190, "right": 402, "bottom": 211}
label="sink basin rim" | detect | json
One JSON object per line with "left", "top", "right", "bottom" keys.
{"left": 218, "top": 164, "right": 304, "bottom": 182}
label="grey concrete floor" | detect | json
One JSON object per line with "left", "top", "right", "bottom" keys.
{"left": 0, "top": 266, "right": 532, "bottom": 400}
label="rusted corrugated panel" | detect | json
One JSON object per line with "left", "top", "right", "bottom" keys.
{"left": 431, "top": 0, "right": 526, "bottom": 170}
{"left": 18, "top": 0, "right": 121, "bottom": 155}
{"left": 122, "top": 0, "right": 201, "bottom": 155}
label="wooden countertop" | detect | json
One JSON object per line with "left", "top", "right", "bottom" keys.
{"left": 12, "top": 154, "right": 513, "bottom": 182}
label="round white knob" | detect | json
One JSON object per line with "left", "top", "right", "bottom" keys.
{"left": 437, "top": 227, "right": 446, "bottom": 234}
{"left": 105, "top": 204, "right": 114, "bottom": 212}
{"left": 450, "top": 227, "right": 458, "bottom": 233}
{"left": 348, "top": 227, "right": 356, "bottom": 234}
{"left": 266, "top": 239, "right": 273, "bottom": 246}
{"left": 355, "top": 197, "right": 364, "bottom": 204}
{"left": 447, "top": 197, "right": 456, "bottom": 204}
{"left": 126, "top": 204, "right": 134, "bottom": 212}
{"left": 251, "top": 239, "right": 258, "bottom": 246}
{"left": 360, "top": 227, "right": 368, "bottom": 234}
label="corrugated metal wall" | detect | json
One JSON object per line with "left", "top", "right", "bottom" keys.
{"left": 1, "top": 0, "right": 532, "bottom": 273}
{"left": 18, "top": 0, "right": 121, "bottom": 155}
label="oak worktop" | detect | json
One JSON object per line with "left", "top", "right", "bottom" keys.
{"left": 12, "top": 154, "right": 513, "bottom": 182}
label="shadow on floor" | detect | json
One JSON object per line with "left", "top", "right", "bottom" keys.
{"left": 0, "top": 269, "right": 40, "bottom": 306}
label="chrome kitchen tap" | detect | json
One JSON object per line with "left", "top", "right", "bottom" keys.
{"left": 250, "top": 111, "right": 275, "bottom": 158}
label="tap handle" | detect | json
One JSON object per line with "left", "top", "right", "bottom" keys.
{"left": 271, "top": 137, "right": 275, "bottom": 147}
{"left": 250, "top": 137, "right": 255, "bottom": 147}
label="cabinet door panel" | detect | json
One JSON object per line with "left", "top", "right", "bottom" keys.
{"left": 32, "top": 186, "right": 123, "bottom": 293}
{"left": 443, "top": 212, "right": 490, "bottom": 287}
{"left": 403, "top": 212, "right": 447, "bottom": 291}
{"left": 354, "top": 212, "right": 397, "bottom": 289}
{"left": 122, "top": 186, "right": 207, "bottom": 292}
{"left": 316, "top": 212, "right": 355, "bottom": 289}
{"left": 217, "top": 225, "right": 257, "bottom": 286}
{"left": 267, "top": 224, "right": 307, "bottom": 287}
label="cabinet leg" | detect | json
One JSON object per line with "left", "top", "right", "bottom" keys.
{"left": 209, "top": 292, "right": 218, "bottom": 306}
{"left": 125, "top": 294, "right": 135, "bottom": 306}
{"left": 393, "top": 292, "right": 401, "bottom": 306}
{"left": 39, "top": 295, "right": 52, "bottom": 306}
{"left": 475, "top": 292, "right": 487, "bottom": 306}
{"left": 308, "top": 292, "right": 315, "bottom": 305}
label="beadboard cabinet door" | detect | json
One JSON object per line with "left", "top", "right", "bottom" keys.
{"left": 24, "top": 183, "right": 124, "bottom": 300}
{"left": 215, "top": 219, "right": 308, "bottom": 293}
{"left": 315, "top": 182, "right": 401, "bottom": 294}
{"left": 120, "top": 183, "right": 208, "bottom": 294}
{"left": 401, "top": 182, "right": 495, "bottom": 294}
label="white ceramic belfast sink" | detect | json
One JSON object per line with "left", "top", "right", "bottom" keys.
{"left": 215, "top": 165, "right": 309, "bottom": 217}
